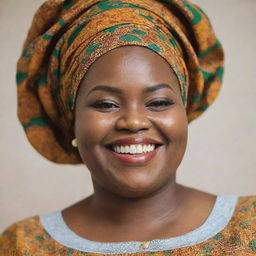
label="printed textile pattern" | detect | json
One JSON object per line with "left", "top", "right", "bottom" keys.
{"left": 17, "top": 0, "right": 224, "bottom": 163}
{"left": 0, "top": 196, "right": 256, "bottom": 255}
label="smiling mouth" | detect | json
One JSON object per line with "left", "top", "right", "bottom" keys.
{"left": 105, "top": 144, "right": 162, "bottom": 155}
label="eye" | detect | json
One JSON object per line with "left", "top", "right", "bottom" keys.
{"left": 90, "top": 101, "right": 119, "bottom": 111}
{"left": 146, "top": 99, "right": 174, "bottom": 110}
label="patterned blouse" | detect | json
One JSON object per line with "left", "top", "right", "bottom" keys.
{"left": 0, "top": 195, "right": 256, "bottom": 255}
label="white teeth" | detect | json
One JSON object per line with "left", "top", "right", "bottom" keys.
{"left": 125, "top": 145, "right": 129, "bottom": 153}
{"left": 130, "top": 145, "right": 136, "bottom": 154}
{"left": 137, "top": 144, "right": 143, "bottom": 153}
{"left": 113, "top": 144, "right": 156, "bottom": 154}
{"left": 115, "top": 146, "right": 120, "bottom": 153}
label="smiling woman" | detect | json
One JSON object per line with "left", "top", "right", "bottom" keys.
{"left": 0, "top": 0, "right": 256, "bottom": 255}
{"left": 73, "top": 46, "right": 188, "bottom": 198}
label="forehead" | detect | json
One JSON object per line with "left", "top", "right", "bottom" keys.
{"left": 78, "top": 46, "right": 181, "bottom": 94}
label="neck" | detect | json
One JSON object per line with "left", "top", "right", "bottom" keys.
{"left": 88, "top": 180, "right": 187, "bottom": 227}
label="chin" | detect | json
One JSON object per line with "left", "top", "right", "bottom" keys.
{"left": 110, "top": 185, "right": 158, "bottom": 199}
{"left": 102, "top": 172, "right": 171, "bottom": 199}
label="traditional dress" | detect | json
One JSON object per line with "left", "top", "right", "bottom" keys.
{"left": 1, "top": 196, "right": 256, "bottom": 255}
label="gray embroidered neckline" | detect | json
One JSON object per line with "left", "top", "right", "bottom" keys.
{"left": 40, "top": 195, "right": 238, "bottom": 254}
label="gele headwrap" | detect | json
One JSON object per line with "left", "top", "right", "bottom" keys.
{"left": 17, "top": 0, "right": 224, "bottom": 164}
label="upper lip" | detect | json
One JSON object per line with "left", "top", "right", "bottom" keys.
{"left": 105, "top": 137, "right": 164, "bottom": 148}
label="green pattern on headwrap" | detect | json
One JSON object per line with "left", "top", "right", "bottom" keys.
{"left": 97, "top": 1, "right": 144, "bottom": 11}
{"left": 182, "top": 0, "right": 202, "bottom": 25}
{"left": 119, "top": 34, "right": 142, "bottom": 42}
{"left": 63, "top": 0, "right": 74, "bottom": 10}
{"left": 216, "top": 67, "right": 224, "bottom": 81}
{"left": 53, "top": 86, "right": 61, "bottom": 97}
{"left": 67, "top": 92, "right": 75, "bottom": 111}
{"left": 192, "top": 93, "right": 203, "bottom": 103}
{"left": 68, "top": 23, "right": 87, "bottom": 47}
{"left": 38, "top": 73, "right": 47, "bottom": 87}
{"left": 131, "top": 29, "right": 147, "bottom": 35}
{"left": 155, "top": 27, "right": 167, "bottom": 43}
{"left": 169, "top": 37, "right": 177, "bottom": 49}
{"left": 147, "top": 43, "right": 161, "bottom": 52}
{"left": 52, "top": 69, "right": 61, "bottom": 77}
{"left": 42, "top": 34, "right": 53, "bottom": 40}
{"left": 201, "top": 66, "right": 224, "bottom": 84}
{"left": 16, "top": 72, "right": 28, "bottom": 85}
{"left": 103, "top": 24, "right": 127, "bottom": 33}
{"left": 58, "top": 18, "right": 66, "bottom": 27}
{"left": 197, "top": 104, "right": 209, "bottom": 111}
{"left": 86, "top": 44, "right": 101, "bottom": 54}
{"left": 23, "top": 117, "right": 48, "bottom": 130}
{"left": 22, "top": 49, "right": 32, "bottom": 58}
{"left": 139, "top": 13, "right": 155, "bottom": 23}
{"left": 81, "top": 57, "right": 88, "bottom": 64}
{"left": 53, "top": 48, "right": 61, "bottom": 58}
{"left": 22, "top": 43, "right": 34, "bottom": 58}
{"left": 199, "top": 40, "right": 221, "bottom": 59}
{"left": 201, "top": 70, "right": 215, "bottom": 84}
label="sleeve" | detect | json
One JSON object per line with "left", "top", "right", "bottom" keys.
{"left": 0, "top": 223, "right": 19, "bottom": 255}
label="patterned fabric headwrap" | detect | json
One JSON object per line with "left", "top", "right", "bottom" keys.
{"left": 17, "top": 0, "right": 224, "bottom": 164}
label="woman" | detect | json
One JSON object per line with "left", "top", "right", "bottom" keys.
{"left": 1, "top": 0, "right": 255, "bottom": 255}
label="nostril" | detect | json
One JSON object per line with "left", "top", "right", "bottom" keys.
{"left": 115, "top": 115, "right": 152, "bottom": 132}
{"left": 117, "top": 127, "right": 149, "bottom": 132}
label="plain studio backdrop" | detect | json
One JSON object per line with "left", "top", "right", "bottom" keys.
{"left": 0, "top": 0, "right": 255, "bottom": 231}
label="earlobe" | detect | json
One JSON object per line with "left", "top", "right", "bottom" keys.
{"left": 72, "top": 138, "right": 78, "bottom": 147}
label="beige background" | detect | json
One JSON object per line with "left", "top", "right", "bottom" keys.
{"left": 0, "top": 0, "right": 255, "bottom": 232}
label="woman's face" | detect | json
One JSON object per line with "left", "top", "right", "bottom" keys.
{"left": 74, "top": 46, "right": 188, "bottom": 198}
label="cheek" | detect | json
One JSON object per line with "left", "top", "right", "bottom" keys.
{"left": 152, "top": 107, "right": 188, "bottom": 144}
{"left": 75, "top": 110, "right": 113, "bottom": 147}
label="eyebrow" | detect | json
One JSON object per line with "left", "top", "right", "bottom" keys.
{"left": 87, "top": 83, "right": 177, "bottom": 96}
{"left": 144, "top": 83, "right": 177, "bottom": 94}
{"left": 87, "top": 85, "right": 122, "bottom": 96}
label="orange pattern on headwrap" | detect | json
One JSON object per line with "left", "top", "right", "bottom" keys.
{"left": 17, "top": 0, "right": 224, "bottom": 163}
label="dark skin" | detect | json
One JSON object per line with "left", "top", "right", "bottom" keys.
{"left": 62, "top": 46, "right": 216, "bottom": 242}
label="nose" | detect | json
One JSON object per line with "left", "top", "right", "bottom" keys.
{"left": 115, "top": 106, "right": 152, "bottom": 132}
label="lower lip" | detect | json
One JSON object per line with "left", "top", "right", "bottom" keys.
{"left": 105, "top": 146, "right": 161, "bottom": 165}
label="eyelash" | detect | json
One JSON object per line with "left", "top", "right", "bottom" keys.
{"left": 90, "top": 99, "right": 174, "bottom": 111}
{"left": 147, "top": 100, "right": 174, "bottom": 107}
{"left": 92, "top": 102, "right": 118, "bottom": 109}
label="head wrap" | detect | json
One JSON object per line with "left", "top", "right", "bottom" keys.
{"left": 17, "top": 0, "right": 224, "bottom": 164}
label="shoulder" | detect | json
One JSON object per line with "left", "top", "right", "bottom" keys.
{"left": 179, "top": 195, "right": 256, "bottom": 255}
{"left": 213, "top": 195, "right": 256, "bottom": 235}
{"left": 234, "top": 195, "right": 256, "bottom": 220}
{"left": 0, "top": 215, "right": 53, "bottom": 255}
{"left": 227, "top": 195, "right": 256, "bottom": 250}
